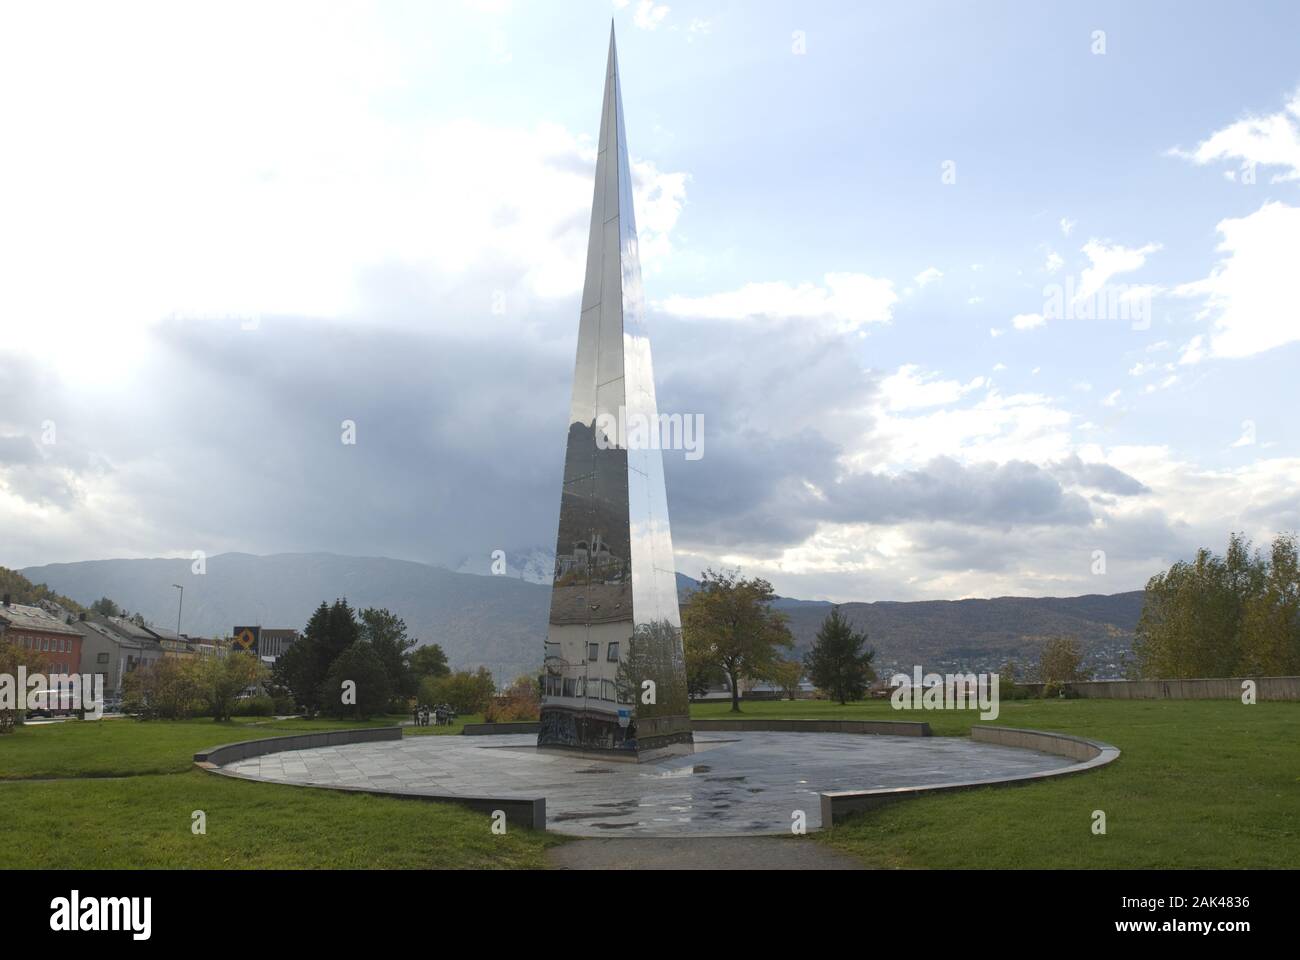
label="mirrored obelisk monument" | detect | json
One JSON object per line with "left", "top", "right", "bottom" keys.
{"left": 538, "top": 26, "right": 693, "bottom": 760}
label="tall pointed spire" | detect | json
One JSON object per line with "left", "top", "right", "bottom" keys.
{"left": 538, "top": 28, "right": 693, "bottom": 760}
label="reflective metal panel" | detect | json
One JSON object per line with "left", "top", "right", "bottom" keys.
{"left": 539, "top": 26, "right": 692, "bottom": 758}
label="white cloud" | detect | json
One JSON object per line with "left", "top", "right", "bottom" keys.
{"left": 861, "top": 384, "right": 1076, "bottom": 470}
{"left": 879, "top": 365, "right": 986, "bottom": 411}
{"left": 1011, "top": 312, "right": 1046, "bottom": 331}
{"left": 615, "top": 0, "right": 671, "bottom": 31}
{"left": 1102, "top": 389, "right": 1122, "bottom": 407}
{"left": 1174, "top": 201, "right": 1300, "bottom": 360}
{"left": 1045, "top": 251, "right": 1064, "bottom": 273}
{"left": 1076, "top": 239, "right": 1162, "bottom": 304}
{"left": 1173, "top": 88, "right": 1300, "bottom": 183}
{"left": 1060, "top": 217, "right": 1076, "bottom": 236}
{"left": 914, "top": 266, "right": 943, "bottom": 288}
{"left": 656, "top": 273, "right": 898, "bottom": 331}
{"left": 0, "top": 0, "right": 693, "bottom": 381}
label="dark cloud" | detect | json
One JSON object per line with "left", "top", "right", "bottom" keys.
{"left": 1048, "top": 454, "right": 1150, "bottom": 496}
{"left": 0, "top": 434, "right": 41, "bottom": 466}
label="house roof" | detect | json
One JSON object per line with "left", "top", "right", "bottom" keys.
{"left": 0, "top": 602, "right": 82, "bottom": 637}
{"left": 81, "top": 614, "right": 164, "bottom": 652}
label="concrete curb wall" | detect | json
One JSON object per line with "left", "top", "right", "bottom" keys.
{"left": 461, "top": 718, "right": 932, "bottom": 737}
{"left": 193, "top": 727, "right": 546, "bottom": 830}
{"left": 193, "top": 726, "right": 401, "bottom": 765}
{"left": 820, "top": 725, "right": 1119, "bottom": 827}
{"left": 462, "top": 721, "right": 541, "bottom": 735}
{"left": 690, "top": 718, "right": 931, "bottom": 737}
{"left": 1017, "top": 676, "right": 1299, "bottom": 700}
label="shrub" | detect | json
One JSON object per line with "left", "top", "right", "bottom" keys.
{"left": 232, "top": 694, "right": 275, "bottom": 717}
{"left": 483, "top": 676, "right": 541, "bottom": 723}
{"left": 418, "top": 667, "right": 496, "bottom": 715}
{"left": 122, "top": 657, "right": 206, "bottom": 720}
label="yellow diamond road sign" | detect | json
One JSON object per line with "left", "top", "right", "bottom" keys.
{"left": 234, "top": 628, "right": 256, "bottom": 651}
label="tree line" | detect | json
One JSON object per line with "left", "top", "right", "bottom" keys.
{"left": 271, "top": 599, "right": 506, "bottom": 719}
{"left": 682, "top": 569, "right": 877, "bottom": 710}
{"left": 1133, "top": 532, "right": 1300, "bottom": 678}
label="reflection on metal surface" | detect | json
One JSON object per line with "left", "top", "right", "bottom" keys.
{"left": 539, "top": 26, "right": 692, "bottom": 759}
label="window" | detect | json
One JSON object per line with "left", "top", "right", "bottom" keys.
{"left": 602, "top": 680, "right": 617, "bottom": 701}
{"left": 606, "top": 642, "right": 620, "bottom": 662}
{"left": 587, "top": 642, "right": 599, "bottom": 662}
{"left": 562, "top": 678, "right": 577, "bottom": 698}
{"left": 40, "top": 639, "right": 48, "bottom": 651}
{"left": 97, "top": 653, "right": 109, "bottom": 664}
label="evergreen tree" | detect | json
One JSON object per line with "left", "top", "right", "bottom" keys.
{"left": 803, "top": 606, "right": 875, "bottom": 705}
{"left": 322, "top": 642, "right": 392, "bottom": 720}
{"left": 272, "top": 599, "right": 361, "bottom": 715}
{"left": 359, "top": 607, "right": 417, "bottom": 698}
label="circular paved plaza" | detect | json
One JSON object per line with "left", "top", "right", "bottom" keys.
{"left": 221, "top": 731, "right": 1075, "bottom": 837}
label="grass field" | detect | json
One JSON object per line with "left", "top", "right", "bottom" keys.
{"left": 696, "top": 697, "right": 1300, "bottom": 869}
{"left": 0, "top": 712, "right": 554, "bottom": 869}
{"left": 1, "top": 699, "right": 1295, "bottom": 868}
{"left": 0, "top": 713, "right": 483, "bottom": 780}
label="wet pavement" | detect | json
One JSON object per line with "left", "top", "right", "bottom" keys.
{"left": 222, "top": 731, "right": 1071, "bottom": 836}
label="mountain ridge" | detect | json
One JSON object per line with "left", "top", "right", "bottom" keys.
{"left": 19, "top": 552, "right": 1143, "bottom": 681}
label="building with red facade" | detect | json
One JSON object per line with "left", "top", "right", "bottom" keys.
{"left": 0, "top": 596, "right": 83, "bottom": 675}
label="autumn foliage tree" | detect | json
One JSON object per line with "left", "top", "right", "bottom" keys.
{"left": 682, "top": 569, "right": 793, "bottom": 713}
{"left": 1134, "top": 533, "right": 1299, "bottom": 678}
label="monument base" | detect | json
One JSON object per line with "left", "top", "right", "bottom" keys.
{"left": 537, "top": 706, "right": 694, "bottom": 763}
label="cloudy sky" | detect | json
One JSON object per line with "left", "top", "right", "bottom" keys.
{"left": 2, "top": 0, "right": 1298, "bottom": 602}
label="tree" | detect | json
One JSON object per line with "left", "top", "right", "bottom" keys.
{"left": 803, "top": 606, "right": 875, "bottom": 704}
{"left": 198, "top": 653, "right": 264, "bottom": 722}
{"left": 681, "top": 569, "right": 794, "bottom": 713}
{"left": 410, "top": 643, "right": 450, "bottom": 681}
{"left": 272, "top": 599, "right": 361, "bottom": 715}
{"left": 321, "top": 642, "right": 392, "bottom": 720}
{"left": 1038, "top": 636, "right": 1090, "bottom": 694}
{"left": 1240, "top": 534, "right": 1300, "bottom": 675}
{"left": 1133, "top": 532, "right": 1275, "bottom": 678}
{"left": 484, "top": 675, "right": 541, "bottom": 723}
{"left": 122, "top": 657, "right": 204, "bottom": 720}
{"left": 90, "top": 597, "right": 120, "bottom": 617}
{"left": 766, "top": 658, "right": 804, "bottom": 701}
{"left": 359, "top": 607, "right": 417, "bottom": 698}
{"left": 419, "top": 667, "right": 495, "bottom": 715}
{"left": 0, "top": 641, "right": 51, "bottom": 733}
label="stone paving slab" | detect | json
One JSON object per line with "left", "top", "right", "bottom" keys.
{"left": 222, "top": 731, "right": 1071, "bottom": 837}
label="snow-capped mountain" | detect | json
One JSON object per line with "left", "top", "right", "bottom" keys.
{"left": 455, "top": 545, "right": 555, "bottom": 585}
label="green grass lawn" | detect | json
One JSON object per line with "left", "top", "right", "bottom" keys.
{"left": 2, "top": 699, "right": 1295, "bottom": 869}
{"left": 0, "top": 715, "right": 408, "bottom": 779}
{"left": 691, "top": 697, "right": 1299, "bottom": 868}
{"left": 0, "top": 770, "right": 558, "bottom": 868}
{"left": 0, "top": 713, "right": 552, "bottom": 868}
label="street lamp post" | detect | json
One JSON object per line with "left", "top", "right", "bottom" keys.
{"left": 171, "top": 584, "right": 184, "bottom": 639}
